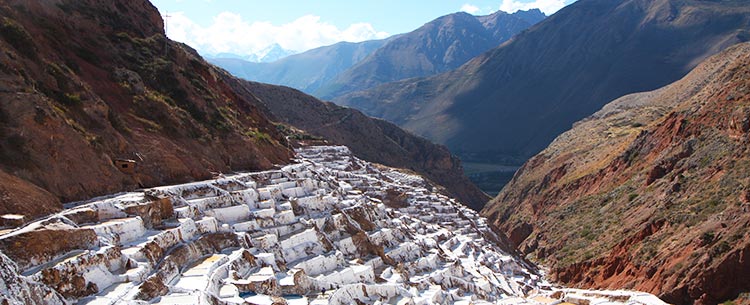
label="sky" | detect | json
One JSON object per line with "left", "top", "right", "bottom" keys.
{"left": 150, "top": 0, "right": 576, "bottom": 57}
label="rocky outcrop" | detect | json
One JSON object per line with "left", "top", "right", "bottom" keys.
{"left": 0, "top": 252, "right": 65, "bottom": 305}
{"left": 0, "top": 224, "right": 99, "bottom": 271}
{"left": 482, "top": 42, "right": 750, "bottom": 305}
{"left": 0, "top": 146, "right": 667, "bottom": 304}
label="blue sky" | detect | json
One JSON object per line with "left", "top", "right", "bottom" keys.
{"left": 150, "top": 0, "right": 576, "bottom": 57}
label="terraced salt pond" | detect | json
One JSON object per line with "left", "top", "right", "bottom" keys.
{"left": 0, "top": 146, "right": 667, "bottom": 305}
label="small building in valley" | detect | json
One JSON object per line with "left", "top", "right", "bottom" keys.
{"left": 114, "top": 159, "right": 137, "bottom": 175}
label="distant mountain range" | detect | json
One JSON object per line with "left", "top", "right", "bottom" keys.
{"left": 208, "top": 43, "right": 298, "bottom": 63}
{"left": 208, "top": 39, "right": 389, "bottom": 94}
{"left": 333, "top": 0, "right": 750, "bottom": 167}
{"left": 247, "top": 43, "right": 298, "bottom": 62}
{"left": 208, "top": 9, "right": 545, "bottom": 97}
{"left": 315, "top": 9, "right": 546, "bottom": 99}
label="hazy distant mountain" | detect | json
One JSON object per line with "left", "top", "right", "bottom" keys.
{"left": 209, "top": 9, "right": 543, "bottom": 98}
{"left": 209, "top": 44, "right": 298, "bottom": 63}
{"left": 208, "top": 39, "right": 389, "bottom": 94}
{"left": 335, "top": 0, "right": 750, "bottom": 165}
{"left": 211, "top": 52, "right": 246, "bottom": 60}
{"left": 247, "top": 43, "right": 298, "bottom": 63}
{"left": 316, "top": 9, "right": 545, "bottom": 98}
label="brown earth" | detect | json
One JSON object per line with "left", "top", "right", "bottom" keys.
{"left": 0, "top": 0, "right": 292, "bottom": 220}
{"left": 0, "top": 0, "right": 488, "bottom": 222}
{"left": 482, "top": 42, "right": 750, "bottom": 305}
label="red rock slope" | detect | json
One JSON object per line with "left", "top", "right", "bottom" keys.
{"left": 0, "top": 0, "right": 296, "bottom": 219}
{"left": 481, "top": 42, "right": 750, "bottom": 305}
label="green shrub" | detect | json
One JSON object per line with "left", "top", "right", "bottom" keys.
{"left": 245, "top": 129, "right": 273, "bottom": 143}
{"left": 711, "top": 241, "right": 731, "bottom": 257}
{"left": 61, "top": 93, "right": 82, "bottom": 106}
{"left": 628, "top": 193, "right": 638, "bottom": 201}
{"left": 701, "top": 231, "right": 715, "bottom": 245}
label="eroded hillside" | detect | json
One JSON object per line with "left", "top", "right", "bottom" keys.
{"left": 0, "top": 0, "right": 292, "bottom": 219}
{"left": 483, "top": 42, "right": 750, "bottom": 305}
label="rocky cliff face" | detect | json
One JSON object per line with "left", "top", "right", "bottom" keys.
{"left": 0, "top": 0, "right": 292, "bottom": 219}
{"left": 482, "top": 42, "right": 750, "bottom": 305}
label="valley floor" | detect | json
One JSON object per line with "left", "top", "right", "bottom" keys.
{"left": 461, "top": 162, "right": 520, "bottom": 196}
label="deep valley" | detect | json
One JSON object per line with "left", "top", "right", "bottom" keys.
{"left": 0, "top": 0, "right": 749, "bottom": 304}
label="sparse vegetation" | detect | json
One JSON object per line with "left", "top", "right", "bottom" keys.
{"left": 46, "top": 62, "right": 72, "bottom": 89}
{"left": 0, "top": 17, "right": 36, "bottom": 57}
{"left": 700, "top": 231, "right": 715, "bottom": 245}
{"left": 131, "top": 115, "right": 162, "bottom": 133}
{"left": 107, "top": 108, "right": 130, "bottom": 134}
{"left": 131, "top": 89, "right": 189, "bottom": 136}
{"left": 61, "top": 93, "right": 82, "bottom": 106}
{"left": 669, "top": 262, "right": 684, "bottom": 275}
{"left": 275, "top": 123, "right": 323, "bottom": 141}
{"left": 711, "top": 240, "right": 731, "bottom": 257}
{"left": 628, "top": 193, "right": 638, "bottom": 201}
{"left": 244, "top": 128, "right": 273, "bottom": 143}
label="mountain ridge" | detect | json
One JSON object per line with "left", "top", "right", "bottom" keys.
{"left": 334, "top": 0, "right": 750, "bottom": 166}
{"left": 316, "top": 9, "right": 545, "bottom": 98}
{"left": 207, "top": 39, "right": 389, "bottom": 94}
{"left": 0, "top": 0, "right": 293, "bottom": 218}
{"left": 246, "top": 43, "right": 298, "bottom": 63}
{"left": 209, "top": 9, "right": 544, "bottom": 99}
{"left": 220, "top": 78, "right": 490, "bottom": 209}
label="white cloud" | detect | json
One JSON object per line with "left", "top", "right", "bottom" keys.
{"left": 460, "top": 4, "right": 481, "bottom": 14}
{"left": 165, "top": 12, "right": 390, "bottom": 57}
{"left": 499, "top": 0, "right": 567, "bottom": 15}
